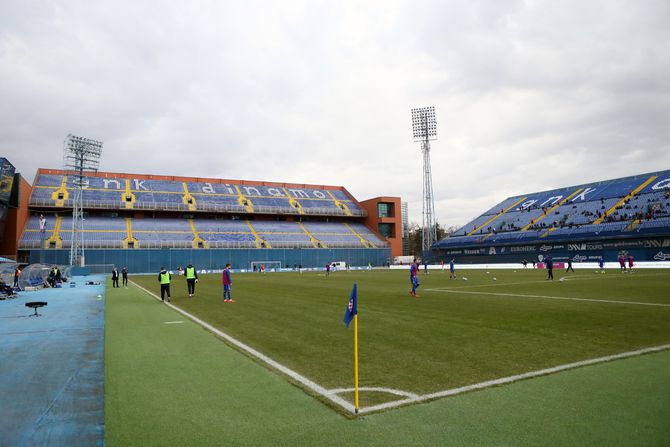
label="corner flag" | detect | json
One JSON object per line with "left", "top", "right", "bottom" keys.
{"left": 343, "top": 283, "right": 359, "bottom": 414}
{"left": 343, "top": 283, "right": 357, "bottom": 327}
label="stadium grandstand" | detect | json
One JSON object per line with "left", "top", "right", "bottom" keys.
{"left": 433, "top": 170, "right": 670, "bottom": 264}
{"left": 7, "top": 166, "right": 402, "bottom": 272}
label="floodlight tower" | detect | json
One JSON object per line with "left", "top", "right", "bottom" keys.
{"left": 411, "top": 106, "right": 438, "bottom": 254}
{"left": 63, "top": 134, "right": 103, "bottom": 266}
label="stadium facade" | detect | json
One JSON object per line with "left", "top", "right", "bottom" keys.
{"left": 433, "top": 170, "right": 670, "bottom": 265}
{"left": 1, "top": 163, "right": 403, "bottom": 272}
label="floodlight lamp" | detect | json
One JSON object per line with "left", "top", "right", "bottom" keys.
{"left": 410, "top": 106, "right": 437, "bottom": 142}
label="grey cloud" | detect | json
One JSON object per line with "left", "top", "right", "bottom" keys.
{"left": 1, "top": 0, "right": 669, "bottom": 229}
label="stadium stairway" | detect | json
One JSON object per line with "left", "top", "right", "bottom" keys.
{"left": 123, "top": 217, "right": 138, "bottom": 248}
{"left": 592, "top": 175, "right": 658, "bottom": 224}
{"left": 181, "top": 182, "right": 197, "bottom": 211}
{"left": 47, "top": 215, "right": 63, "bottom": 248}
{"left": 123, "top": 179, "right": 136, "bottom": 209}
{"left": 51, "top": 176, "right": 69, "bottom": 207}
{"left": 624, "top": 219, "right": 642, "bottom": 232}
{"left": 343, "top": 222, "right": 374, "bottom": 248}
{"left": 520, "top": 188, "right": 584, "bottom": 231}
{"left": 246, "top": 220, "right": 271, "bottom": 248}
{"left": 298, "top": 222, "right": 326, "bottom": 248}
{"left": 284, "top": 187, "right": 305, "bottom": 215}
{"left": 467, "top": 197, "right": 527, "bottom": 236}
{"left": 188, "top": 219, "right": 209, "bottom": 248}
{"left": 327, "top": 191, "right": 353, "bottom": 216}
{"left": 235, "top": 185, "right": 255, "bottom": 213}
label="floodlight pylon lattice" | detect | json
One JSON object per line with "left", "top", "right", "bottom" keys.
{"left": 411, "top": 107, "right": 438, "bottom": 254}
{"left": 63, "top": 134, "right": 103, "bottom": 266}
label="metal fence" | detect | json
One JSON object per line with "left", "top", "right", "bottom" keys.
{"left": 19, "top": 239, "right": 388, "bottom": 250}
{"left": 28, "top": 198, "right": 368, "bottom": 217}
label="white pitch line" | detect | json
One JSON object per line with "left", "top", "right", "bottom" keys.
{"left": 127, "top": 280, "right": 670, "bottom": 416}
{"left": 359, "top": 343, "right": 670, "bottom": 414}
{"left": 328, "top": 387, "right": 418, "bottom": 399}
{"left": 129, "top": 280, "right": 355, "bottom": 413}
{"left": 425, "top": 289, "right": 670, "bottom": 307}
{"left": 429, "top": 272, "right": 667, "bottom": 291}
{"left": 164, "top": 321, "right": 184, "bottom": 324}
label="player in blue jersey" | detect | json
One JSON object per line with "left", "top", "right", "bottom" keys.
{"left": 222, "top": 263, "right": 234, "bottom": 302}
{"left": 449, "top": 258, "right": 456, "bottom": 279}
{"left": 409, "top": 259, "right": 420, "bottom": 297}
{"left": 598, "top": 256, "right": 605, "bottom": 273}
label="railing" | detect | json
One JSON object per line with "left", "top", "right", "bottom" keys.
{"left": 28, "top": 198, "right": 368, "bottom": 217}
{"left": 19, "top": 238, "right": 389, "bottom": 250}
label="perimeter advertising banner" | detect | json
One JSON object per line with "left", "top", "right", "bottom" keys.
{"left": 435, "top": 237, "right": 670, "bottom": 264}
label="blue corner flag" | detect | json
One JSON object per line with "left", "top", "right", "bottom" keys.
{"left": 344, "top": 283, "right": 358, "bottom": 327}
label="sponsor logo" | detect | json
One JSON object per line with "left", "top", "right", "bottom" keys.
{"left": 539, "top": 244, "right": 552, "bottom": 252}
{"left": 464, "top": 249, "right": 481, "bottom": 255}
{"left": 644, "top": 240, "right": 670, "bottom": 248}
{"left": 489, "top": 247, "right": 497, "bottom": 255}
{"left": 653, "top": 251, "right": 670, "bottom": 261}
{"left": 538, "top": 255, "right": 544, "bottom": 262}
{"left": 572, "top": 254, "right": 587, "bottom": 262}
{"left": 568, "top": 243, "right": 586, "bottom": 251}
{"left": 511, "top": 246, "right": 535, "bottom": 253}
{"left": 604, "top": 241, "right": 644, "bottom": 249}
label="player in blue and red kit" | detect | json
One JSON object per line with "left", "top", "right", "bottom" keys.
{"left": 409, "top": 259, "right": 420, "bottom": 297}
{"left": 222, "top": 263, "right": 234, "bottom": 303}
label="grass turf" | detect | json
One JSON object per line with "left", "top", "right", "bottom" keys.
{"left": 129, "top": 268, "right": 670, "bottom": 408}
{"left": 105, "top": 274, "right": 670, "bottom": 446}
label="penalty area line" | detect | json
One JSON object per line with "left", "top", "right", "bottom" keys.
{"left": 128, "top": 280, "right": 355, "bottom": 414}
{"left": 359, "top": 343, "right": 670, "bottom": 414}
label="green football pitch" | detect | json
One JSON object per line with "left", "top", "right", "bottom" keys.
{"left": 105, "top": 268, "right": 670, "bottom": 445}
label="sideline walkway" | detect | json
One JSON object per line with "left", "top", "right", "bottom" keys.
{"left": 0, "top": 276, "right": 105, "bottom": 447}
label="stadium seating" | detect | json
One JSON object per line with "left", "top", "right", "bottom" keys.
{"left": 18, "top": 215, "right": 387, "bottom": 250}
{"left": 437, "top": 170, "right": 670, "bottom": 249}
{"left": 30, "top": 173, "right": 366, "bottom": 217}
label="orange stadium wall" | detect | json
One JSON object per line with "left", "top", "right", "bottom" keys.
{"left": 0, "top": 175, "right": 31, "bottom": 259}
{"left": 360, "top": 196, "right": 402, "bottom": 257}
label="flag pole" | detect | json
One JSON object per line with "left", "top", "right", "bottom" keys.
{"left": 354, "top": 313, "right": 359, "bottom": 414}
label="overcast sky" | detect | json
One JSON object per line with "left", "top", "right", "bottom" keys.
{"left": 1, "top": 0, "right": 669, "bottom": 227}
